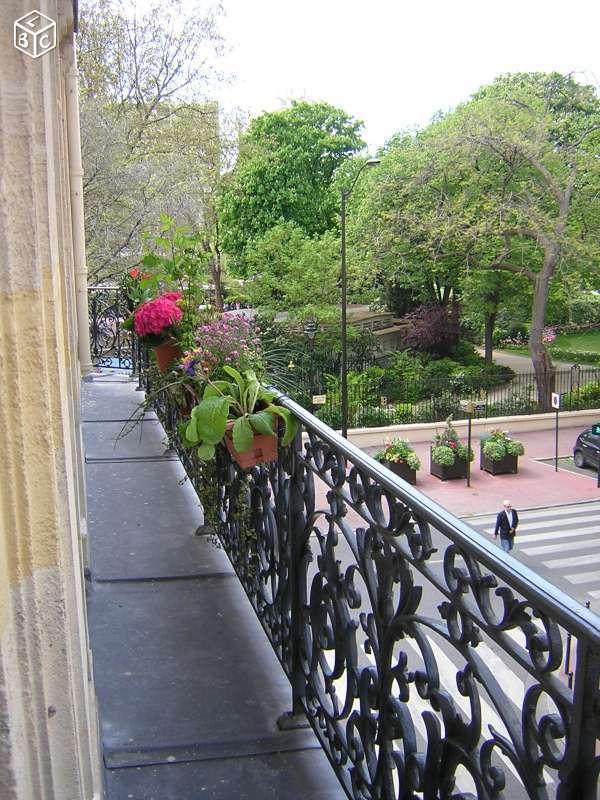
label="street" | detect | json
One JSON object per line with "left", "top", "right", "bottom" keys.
{"left": 465, "top": 499, "right": 600, "bottom": 608}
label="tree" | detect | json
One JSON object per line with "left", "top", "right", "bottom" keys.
{"left": 77, "top": 0, "right": 224, "bottom": 282}
{"left": 351, "top": 73, "right": 600, "bottom": 408}
{"left": 218, "top": 101, "right": 364, "bottom": 267}
{"left": 243, "top": 221, "right": 340, "bottom": 320}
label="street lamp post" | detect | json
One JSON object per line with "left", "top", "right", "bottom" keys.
{"left": 340, "top": 157, "right": 380, "bottom": 438}
{"left": 303, "top": 316, "right": 318, "bottom": 408}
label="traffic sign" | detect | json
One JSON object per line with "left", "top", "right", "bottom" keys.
{"left": 551, "top": 392, "right": 561, "bottom": 410}
{"left": 312, "top": 394, "right": 326, "bottom": 405}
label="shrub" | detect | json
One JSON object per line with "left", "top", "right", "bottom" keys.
{"left": 452, "top": 341, "right": 484, "bottom": 366}
{"left": 429, "top": 396, "right": 461, "bottom": 421}
{"left": 551, "top": 349, "right": 600, "bottom": 367}
{"left": 394, "top": 403, "right": 415, "bottom": 423}
{"left": 431, "top": 416, "right": 474, "bottom": 465}
{"left": 482, "top": 441, "right": 505, "bottom": 461}
{"left": 431, "top": 445, "right": 456, "bottom": 466}
{"left": 569, "top": 292, "right": 600, "bottom": 325}
{"left": 316, "top": 405, "right": 342, "bottom": 429}
{"left": 486, "top": 395, "right": 538, "bottom": 416}
{"left": 375, "top": 438, "right": 421, "bottom": 470}
{"left": 562, "top": 380, "right": 600, "bottom": 410}
{"left": 354, "top": 406, "right": 394, "bottom": 427}
{"left": 402, "top": 302, "right": 460, "bottom": 356}
{"left": 481, "top": 429, "right": 525, "bottom": 461}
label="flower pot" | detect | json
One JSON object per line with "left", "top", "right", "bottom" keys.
{"left": 430, "top": 449, "right": 468, "bottom": 481}
{"left": 153, "top": 340, "right": 181, "bottom": 374}
{"left": 224, "top": 421, "right": 278, "bottom": 469}
{"left": 378, "top": 459, "right": 417, "bottom": 485}
{"left": 480, "top": 449, "right": 518, "bottom": 475}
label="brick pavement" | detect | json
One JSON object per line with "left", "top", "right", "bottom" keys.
{"left": 314, "top": 423, "right": 600, "bottom": 519}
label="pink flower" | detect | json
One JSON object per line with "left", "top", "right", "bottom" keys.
{"left": 133, "top": 294, "right": 182, "bottom": 337}
{"left": 161, "top": 291, "right": 183, "bottom": 303}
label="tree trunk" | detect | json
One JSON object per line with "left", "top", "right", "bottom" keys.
{"left": 529, "top": 256, "right": 556, "bottom": 411}
{"left": 210, "top": 250, "right": 223, "bottom": 311}
{"left": 484, "top": 311, "right": 496, "bottom": 364}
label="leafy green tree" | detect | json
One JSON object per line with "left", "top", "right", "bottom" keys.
{"left": 351, "top": 73, "right": 600, "bottom": 408}
{"left": 243, "top": 222, "right": 339, "bottom": 320}
{"left": 218, "top": 101, "right": 364, "bottom": 267}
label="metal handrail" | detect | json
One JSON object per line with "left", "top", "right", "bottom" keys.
{"left": 277, "top": 392, "right": 600, "bottom": 647}
{"left": 149, "top": 371, "right": 600, "bottom": 799}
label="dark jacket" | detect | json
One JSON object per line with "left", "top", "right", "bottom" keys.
{"left": 495, "top": 508, "right": 519, "bottom": 538}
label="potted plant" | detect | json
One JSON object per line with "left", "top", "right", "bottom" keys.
{"left": 375, "top": 438, "right": 420, "bottom": 485}
{"left": 182, "top": 366, "right": 298, "bottom": 468}
{"left": 130, "top": 291, "right": 184, "bottom": 373}
{"left": 480, "top": 429, "right": 524, "bottom": 475}
{"left": 430, "top": 416, "right": 474, "bottom": 481}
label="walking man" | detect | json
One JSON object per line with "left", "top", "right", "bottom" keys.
{"left": 494, "top": 499, "right": 519, "bottom": 552}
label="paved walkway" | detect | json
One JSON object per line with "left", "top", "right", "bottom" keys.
{"left": 476, "top": 347, "right": 579, "bottom": 373}
{"left": 83, "top": 373, "right": 343, "bottom": 800}
{"left": 358, "top": 422, "right": 600, "bottom": 517}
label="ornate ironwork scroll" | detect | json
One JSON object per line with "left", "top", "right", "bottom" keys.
{"left": 154, "top": 382, "right": 600, "bottom": 800}
{"left": 88, "top": 286, "right": 136, "bottom": 370}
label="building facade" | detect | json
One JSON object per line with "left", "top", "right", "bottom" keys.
{"left": 0, "top": 1, "right": 101, "bottom": 798}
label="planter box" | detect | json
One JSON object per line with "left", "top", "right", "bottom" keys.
{"left": 430, "top": 450, "right": 468, "bottom": 481}
{"left": 480, "top": 450, "right": 518, "bottom": 475}
{"left": 378, "top": 459, "right": 417, "bottom": 485}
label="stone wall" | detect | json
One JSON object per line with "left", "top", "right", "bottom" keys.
{"left": 0, "top": 2, "right": 101, "bottom": 798}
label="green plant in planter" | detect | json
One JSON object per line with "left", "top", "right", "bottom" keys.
{"left": 182, "top": 366, "right": 298, "bottom": 460}
{"left": 375, "top": 438, "right": 421, "bottom": 470}
{"left": 481, "top": 429, "right": 525, "bottom": 461}
{"left": 431, "top": 416, "right": 474, "bottom": 466}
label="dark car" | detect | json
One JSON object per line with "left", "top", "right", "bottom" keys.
{"left": 573, "top": 426, "right": 600, "bottom": 469}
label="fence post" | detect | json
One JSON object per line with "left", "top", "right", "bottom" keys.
{"left": 277, "top": 429, "right": 309, "bottom": 731}
{"left": 558, "top": 637, "right": 600, "bottom": 797}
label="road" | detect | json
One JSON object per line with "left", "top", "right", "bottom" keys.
{"left": 464, "top": 499, "right": 600, "bottom": 609}
{"left": 308, "top": 487, "right": 597, "bottom": 797}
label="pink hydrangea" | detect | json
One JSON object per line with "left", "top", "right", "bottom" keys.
{"left": 133, "top": 294, "right": 183, "bottom": 337}
{"left": 161, "top": 291, "right": 183, "bottom": 304}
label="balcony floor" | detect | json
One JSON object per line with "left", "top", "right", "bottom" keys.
{"left": 83, "top": 373, "right": 344, "bottom": 799}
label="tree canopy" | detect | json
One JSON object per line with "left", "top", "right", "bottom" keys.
{"left": 243, "top": 222, "right": 339, "bottom": 320}
{"left": 78, "top": 0, "right": 224, "bottom": 282}
{"left": 349, "top": 72, "right": 600, "bottom": 406}
{"left": 218, "top": 101, "right": 364, "bottom": 268}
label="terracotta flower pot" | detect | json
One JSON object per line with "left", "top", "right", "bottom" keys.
{"left": 153, "top": 340, "right": 181, "bottom": 374}
{"left": 224, "top": 420, "right": 278, "bottom": 469}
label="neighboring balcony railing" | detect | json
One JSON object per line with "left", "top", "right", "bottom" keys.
{"left": 148, "top": 376, "right": 600, "bottom": 800}
{"left": 88, "top": 285, "right": 140, "bottom": 371}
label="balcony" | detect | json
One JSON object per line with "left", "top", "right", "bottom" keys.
{"left": 83, "top": 360, "right": 600, "bottom": 799}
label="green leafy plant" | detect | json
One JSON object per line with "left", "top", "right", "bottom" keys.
{"left": 182, "top": 366, "right": 298, "bottom": 460}
{"left": 481, "top": 429, "right": 525, "bottom": 461}
{"left": 431, "top": 416, "right": 474, "bottom": 465}
{"left": 375, "top": 438, "right": 421, "bottom": 470}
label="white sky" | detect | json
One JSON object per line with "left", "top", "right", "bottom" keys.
{"left": 217, "top": 0, "right": 600, "bottom": 151}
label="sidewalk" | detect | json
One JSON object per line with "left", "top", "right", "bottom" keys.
{"left": 360, "top": 425, "right": 600, "bottom": 517}
{"left": 82, "top": 373, "right": 343, "bottom": 800}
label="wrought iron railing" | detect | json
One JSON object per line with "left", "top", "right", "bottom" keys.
{"left": 88, "top": 286, "right": 139, "bottom": 370}
{"left": 149, "top": 375, "right": 600, "bottom": 800}
{"left": 304, "top": 366, "right": 600, "bottom": 429}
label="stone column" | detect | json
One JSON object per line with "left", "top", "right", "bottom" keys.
{"left": 0, "top": 2, "right": 102, "bottom": 798}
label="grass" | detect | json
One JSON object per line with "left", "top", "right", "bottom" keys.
{"left": 498, "top": 329, "right": 600, "bottom": 362}
{"left": 553, "top": 330, "right": 600, "bottom": 351}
